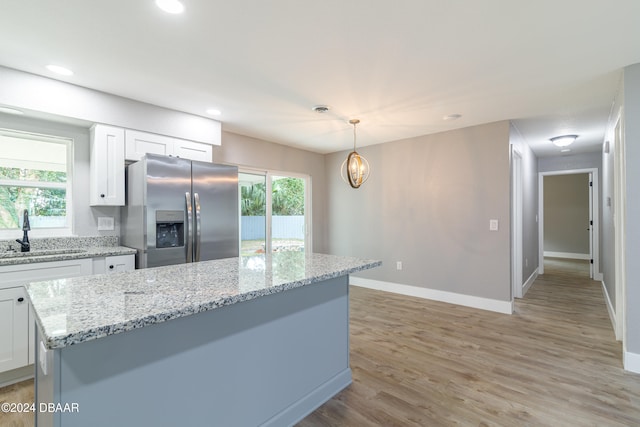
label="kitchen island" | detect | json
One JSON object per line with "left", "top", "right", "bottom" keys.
{"left": 26, "top": 252, "right": 380, "bottom": 427}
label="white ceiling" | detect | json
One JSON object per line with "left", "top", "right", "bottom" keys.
{"left": 0, "top": 1, "right": 639, "bottom": 157}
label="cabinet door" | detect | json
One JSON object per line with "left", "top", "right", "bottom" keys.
{"left": 125, "top": 130, "right": 175, "bottom": 161}
{"left": 0, "top": 287, "right": 29, "bottom": 372}
{"left": 92, "top": 255, "right": 135, "bottom": 274}
{"left": 90, "top": 124, "right": 125, "bottom": 206}
{"left": 173, "top": 139, "right": 213, "bottom": 162}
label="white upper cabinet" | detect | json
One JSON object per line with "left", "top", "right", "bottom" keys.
{"left": 90, "top": 124, "right": 125, "bottom": 206}
{"left": 125, "top": 130, "right": 174, "bottom": 161}
{"left": 172, "top": 138, "right": 213, "bottom": 162}
{"left": 125, "top": 130, "right": 213, "bottom": 162}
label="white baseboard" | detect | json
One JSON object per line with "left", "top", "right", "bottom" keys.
{"left": 350, "top": 276, "right": 513, "bottom": 315}
{"left": 601, "top": 281, "right": 619, "bottom": 340}
{"left": 544, "top": 251, "right": 590, "bottom": 260}
{"left": 522, "top": 268, "right": 538, "bottom": 297}
{"left": 0, "top": 364, "right": 33, "bottom": 388}
{"left": 624, "top": 351, "right": 640, "bottom": 374}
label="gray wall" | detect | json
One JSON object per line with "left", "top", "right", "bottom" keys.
{"left": 543, "top": 174, "right": 590, "bottom": 254}
{"left": 623, "top": 63, "right": 640, "bottom": 356}
{"left": 510, "top": 124, "right": 539, "bottom": 283}
{"left": 325, "top": 121, "right": 512, "bottom": 302}
{"left": 214, "top": 131, "right": 327, "bottom": 253}
{"left": 0, "top": 113, "right": 120, "bottom": 237}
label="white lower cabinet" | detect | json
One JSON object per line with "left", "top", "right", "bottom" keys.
{"left": 0, "top": 287, "right": 29, "bottom": 373}
{"left": 0, "top": 255, "right": 135, "bottom": 377}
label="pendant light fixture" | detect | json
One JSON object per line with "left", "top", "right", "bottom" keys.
{"left": 340, "top": 119, "right": 370, "bottom": 189}
{"left": 550, "top": 134, "right": 578, "bottom": 147}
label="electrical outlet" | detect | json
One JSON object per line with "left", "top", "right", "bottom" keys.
{"left": 489, "top": 219, "right": 499, "bottom": 231}
{"left": 396, "top": 261, "right": 402, "bottom": 270}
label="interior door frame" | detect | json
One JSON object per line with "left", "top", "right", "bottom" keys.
{"left": 511, "top": 146, "right": 524, "bottom": 298}
{"left": 538, "top": 168, "right": 601, "bottom": 279}
{"left": 613, "top": 113, "right": 626, "bottom": 342}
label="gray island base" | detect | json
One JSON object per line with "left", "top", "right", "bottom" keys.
{"left": 27, "top": 253, "right": 380, "bottom": 427}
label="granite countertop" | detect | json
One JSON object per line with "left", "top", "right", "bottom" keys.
{"left": 26, "top": 252, "right": 381, "bottom": 350}
{"left": 0, "top": 236, "right": 136, "bottom": 267}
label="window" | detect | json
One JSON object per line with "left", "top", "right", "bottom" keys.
{"left": 0, "top": 129, "right": 73, "bottom": 236}
{"left": 239, "top": 170, "right": 310, "bottom": 256}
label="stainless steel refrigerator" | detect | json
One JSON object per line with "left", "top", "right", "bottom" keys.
{"left": 121, "top": 154, "right": 239, "bottom": 269}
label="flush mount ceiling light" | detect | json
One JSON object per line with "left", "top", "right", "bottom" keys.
{"left": 550, "top": 134, "right": 578, "bottom": 147}
{"left": 340, "top": 119, "right": 370, "bottom": 189}
{"left": 156, "top": 0, "right": 185, "bottom": 14}
{"left": 206, "top": 108, "right": 222, "bottom": 116}
{"left": 46, "top": 64, "right": 73, "bottom": 76}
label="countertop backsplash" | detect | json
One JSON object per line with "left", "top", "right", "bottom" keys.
{"left": 0, "top": 235, "right": 120, "bottom": 251}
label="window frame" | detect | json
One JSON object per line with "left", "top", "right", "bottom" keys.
{"left": 0, "top": 128, "right": 74, "bottom": 239}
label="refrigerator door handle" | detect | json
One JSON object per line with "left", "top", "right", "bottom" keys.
{"left": 194, "top": 192, "right": 201, "bottom": 262}
{"left": 185, "top": 192, "right": 193, "bottom": 263}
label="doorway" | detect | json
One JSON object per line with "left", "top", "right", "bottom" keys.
{"left": 511, "top": 147, "right": 523, "bottom": 298}
{"left": 538, "top": 168, "right": 600, "bottom": 280}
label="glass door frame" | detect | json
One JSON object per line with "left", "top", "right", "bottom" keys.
{"left": 239, "top": 167, "right": 311, "bottom": 254}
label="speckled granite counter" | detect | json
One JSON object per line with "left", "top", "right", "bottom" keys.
{"left": 31, "top": 251, "right": 380, "bottom": 427}
{"left": 26, "top": 252, "right": 380, "bottom": 350}
{"left": 0, "top": 236, "right": 135, "bottom": 266}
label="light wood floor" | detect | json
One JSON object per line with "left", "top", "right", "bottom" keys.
{"left": 2, "top": 259, "right": 639, "bottom": 426}
{"left": 298, "top": 258, "right": 640, "bottom": 426}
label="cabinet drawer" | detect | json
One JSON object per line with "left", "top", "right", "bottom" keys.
{"left": 0, "top": 259, "right": 93, "bottom": 289}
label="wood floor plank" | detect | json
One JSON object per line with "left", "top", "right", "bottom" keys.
{"left": 2, "top": 259, "right": 639, "bottom": 426}
{"left": 298, "top": 258, "right": 640, "bottom": 426}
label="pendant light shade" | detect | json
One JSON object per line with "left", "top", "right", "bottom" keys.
{"left": 340, "top": 119, "right": 370, "bottom": 189}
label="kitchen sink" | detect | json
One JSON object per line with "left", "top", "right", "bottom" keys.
{"left": 0, "top": 248, "right": 87, "bottom": 259}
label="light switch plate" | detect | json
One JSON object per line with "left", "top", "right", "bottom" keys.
{"left": 489, "top": 219, "right": 499, "bottom": 231}
{"left": 98, "top": 216, "right": 115, "bottom": 231}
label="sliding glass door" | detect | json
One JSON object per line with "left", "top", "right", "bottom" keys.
{"left": 239, "top": 171, "right": 309, "bottom": 255}
{"left": 271, "top": 175, "right": 306, "bottom": 252}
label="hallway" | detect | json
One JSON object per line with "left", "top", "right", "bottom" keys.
{"left": 299, "top": 258, "right": 640, "bottom": 426}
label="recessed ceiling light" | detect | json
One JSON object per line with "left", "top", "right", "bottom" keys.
{"left": 156, "top": 0, "right": 185, "bottom": 14}
{"left": 46, "top": 64, "right": 73, "bottom": 76}
{"left": 0, "top": 106, "right": 24, "bottom": 115}
{"left": 443, "top": 113, "right": 462, "bottom": 121}
{"left": 206, "top": 108, "right": 222, "bottom": 116}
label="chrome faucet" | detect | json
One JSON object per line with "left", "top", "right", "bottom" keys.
{"left": 15, "top": 209, "right": 30, "bottom": 252}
